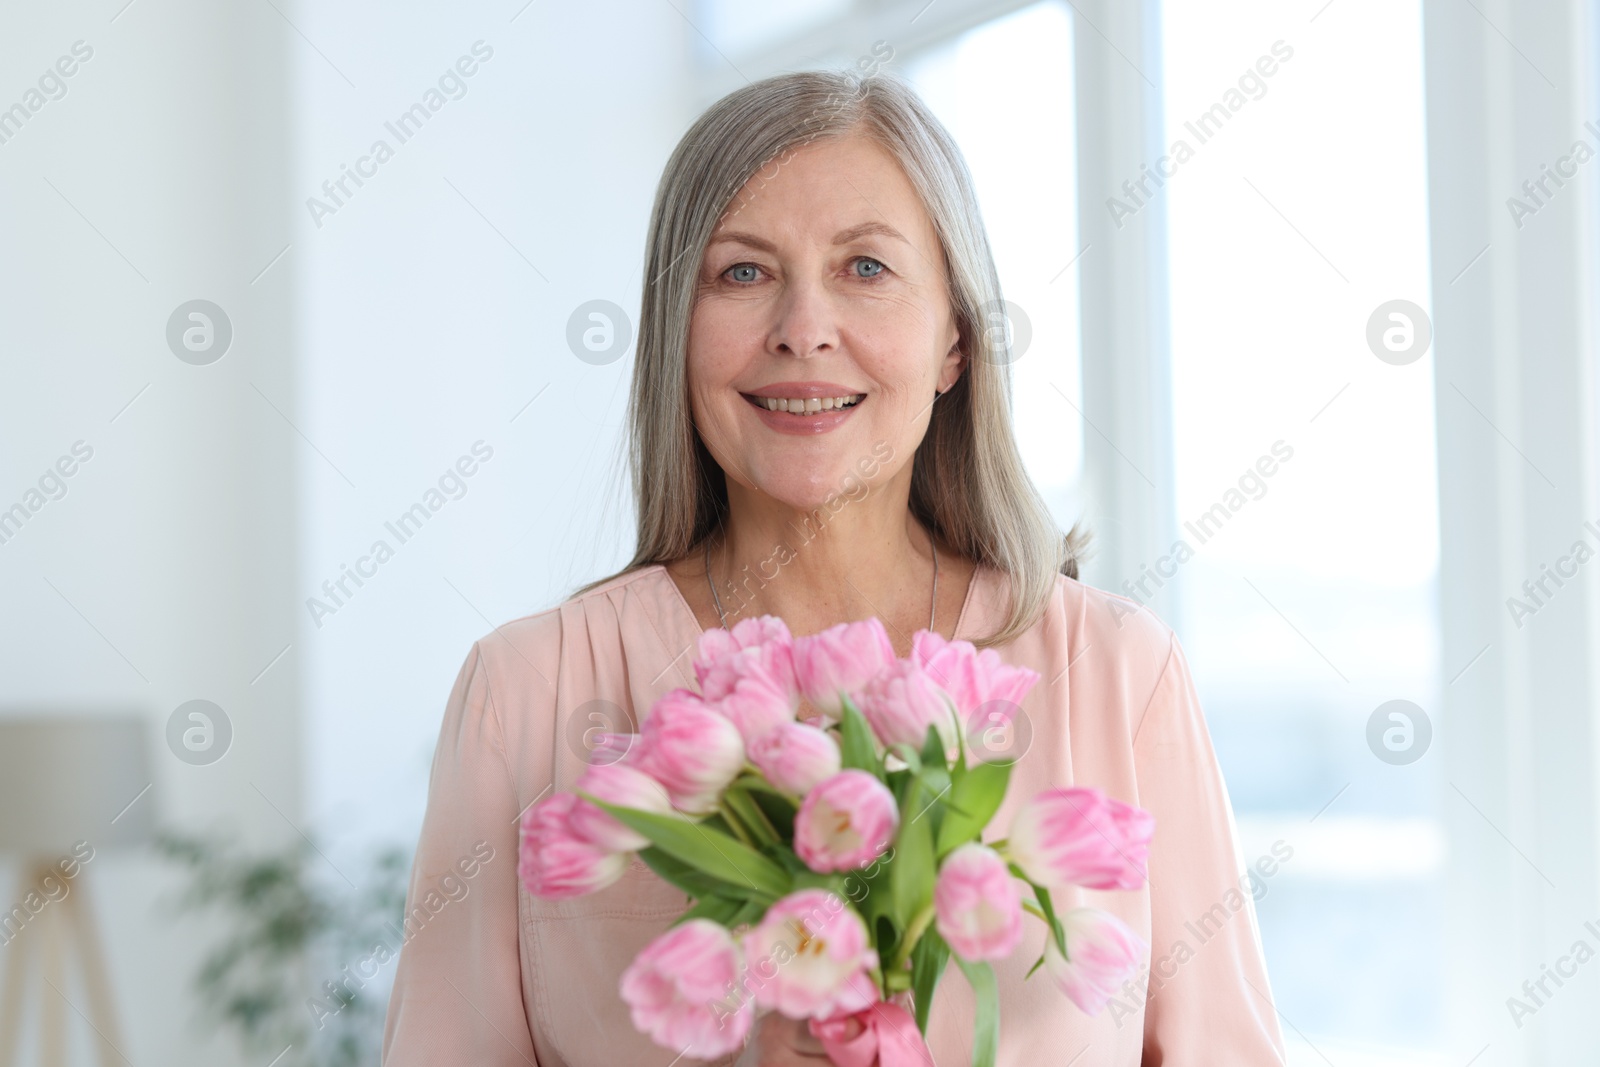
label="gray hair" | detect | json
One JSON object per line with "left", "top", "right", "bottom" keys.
{"left": 579, "top": 67, "right": 1086, "bottom": 648}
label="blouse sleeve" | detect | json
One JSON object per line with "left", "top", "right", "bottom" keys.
{"left": 1133, "top": 631, "right": 1287, "bottom": 1064}
{"left": 382, "top": 641, "right": 541, "bottom": 1066}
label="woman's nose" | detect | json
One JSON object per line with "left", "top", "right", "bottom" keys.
{"left": 768, "top": 274, "right": 841, "bottom": 359}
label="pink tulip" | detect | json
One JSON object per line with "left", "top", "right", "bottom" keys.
{"left": 741, "top": 889, "right": 880, "bottom": 1019}
{"left": 584, "top": 729, "right": 641, "bottom": 767}
{"left": 911, "top": 630, "right": 1040, "bottom": 724}
{"left": 1042, "top": 908, "right": 1147, "bottom": 1015}
{"left": 714, "top": 670, "right": 796, "bottom": 742}
{"left": 856, "top": 659, "right": 959, "bottom": 752}
{"left": 794, "top": 770, "right": 898, "bottom": 873}
{"left": 792, "top": 619, "right": 896, "bottom": 722}
{"left": 635, "top": 689, "right": 746, "bottom": 815}
{"left": 570, "top": 762, "right": 677, "bottom": 853}
{"left": 746, "top": 721, "right": 841, "bottom": 795}
{"left": 695, "top": 615, "right": 799, "bottom": 706}
{"left": 934, "top": 843, "right": 1024, "bottom": 962}
{"left": 1005, "top": 787, "right": 1154, "bottom": 891}
{"left": 620, "top": 919, "right": 753, "bottom": 1057}
{"left": 518, "top": 793, "right": 627, "bottom": 899}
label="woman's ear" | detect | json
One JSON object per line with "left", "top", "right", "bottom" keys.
{"left": 937, "top": 342, "right": 965, "bottom": 394}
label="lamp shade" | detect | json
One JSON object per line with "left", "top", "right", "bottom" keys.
{"left": 0, "top": 716, "right": 156, "bottom": 855}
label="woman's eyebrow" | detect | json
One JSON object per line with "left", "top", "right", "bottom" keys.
{"left": 706, "top": 221, "right": 910, "bottom": 253}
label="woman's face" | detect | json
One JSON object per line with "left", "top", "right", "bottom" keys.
{"left": 687, "top": 133, "right": 964, "bottom": 511}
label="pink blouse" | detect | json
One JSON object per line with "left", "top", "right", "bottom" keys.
{"left": 380, "top": 562, "right": 1287, "bottom": 1065}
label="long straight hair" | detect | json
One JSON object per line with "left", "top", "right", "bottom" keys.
{"left": 578, "top": 68, "right": 1086, "bottom": 648}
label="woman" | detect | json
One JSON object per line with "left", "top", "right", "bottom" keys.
{"left": 381, "top": 70, "right": 1285, "bottom": 1065}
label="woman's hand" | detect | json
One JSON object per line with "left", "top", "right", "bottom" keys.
{"left": 733, "top": 1011, "right": 865, "bottom": 1065}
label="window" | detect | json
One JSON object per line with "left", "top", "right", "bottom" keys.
{"left": 1161, "top": 2, "right": 1444, "bottom": 1060}
{"left": 902, "top": 2, "right": 1085, "bottom": 532}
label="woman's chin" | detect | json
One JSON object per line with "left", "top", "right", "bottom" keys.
{"left": 754, "top": 478, "right": 867, "bottom": 515}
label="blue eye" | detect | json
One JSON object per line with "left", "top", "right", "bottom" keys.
{"left": 854, "top": 257, "right": 885, "bottom": 278}
{"left": 726, "top": 264, "right": 760, "bottom": 283}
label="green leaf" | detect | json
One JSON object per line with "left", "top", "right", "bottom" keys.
{"left": 890, "top": 783, "right": 935, "bottom": 928}
{"left": 789, "top": 869, "right": 846, "bottom": 893}
{"left": 909, "top": 927, "right": 951, "bottom": 1033}
{"left": 953, "top": 957, "right": 999, "bottom": 1067}
{"left": 920, "top": 724, "right": 948, "bottom": 773}
{"left": 636, "top": 846, "right": 747, "bottom": 899}
{"left": 887, "top": 768, "right": 912, "bottom": 806}
{"left": 950, "top": 703, "right": 968, "bottom": 785}
{"left": 934, "top": 760, "right": 1012, "bottom": 858}
{"left": 912, "top": 766, "right": 950, "bottom": 854}
{"left": 748, "top": 788, "right": 798, "bottom": 840}
{"left": 673, "top": 894, "right": 745, "bottom": 926}
{"left": 838, "top": 699, "right": 882, "bottom": 777}
{"left": 722, "top": 786, "right": 779, "bottom": 846}
{"left": 874, "top": 913, "right": 901, "bottom": 966}
{"left": 583, "top": 796, "right": 792, "bottom": 900}
{"left": 773, "top": 848, "right": 811, "bottom": 876}
{"left": 1032, "top": 883, "right": 1069, "bottom": 959}
{"left": 1025, "top": 953, "right": 1045, "bottom": 979}
{"left": 729, "top": 897, "right": 768, "bottom": 928}
{"left": 918, "top": 767, "right": 952, "bottom": 805}
{"left": 852, "top": 852, "right": 897, "bottom": 943}
{"left": 889, "top": 743, "right": 923, "bottom": 775}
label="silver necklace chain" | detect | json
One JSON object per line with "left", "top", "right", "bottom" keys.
{"left": 704, "top": 534, "right": 939, "bottom": 633}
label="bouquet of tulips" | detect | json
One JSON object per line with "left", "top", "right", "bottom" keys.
{"left": 518, "top": 616, "right": 1154, "bottom": 1066}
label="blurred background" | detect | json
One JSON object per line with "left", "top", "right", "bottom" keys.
{"left": 1, "top": 0, "right": 1597, "bottom": 1063}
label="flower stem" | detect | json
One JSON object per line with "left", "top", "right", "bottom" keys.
{"left": 889, "top": 903, "right": 937, "bottom": 974}
{"left": 717, "top": 802, "right": 756, "bottom": 848}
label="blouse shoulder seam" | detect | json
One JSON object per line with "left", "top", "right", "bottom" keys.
{"left": 1130, "top": 626, "right": 1179, "bottom": 747}
{"left": 467, "top": 639, "right": 522, "bottom": 799}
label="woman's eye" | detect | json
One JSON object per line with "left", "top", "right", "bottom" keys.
{"left": 725, "top": 263, "right": 761, "bottom": 283}
{"left": 853, "top": 257, "right": 886, "bottom": 279}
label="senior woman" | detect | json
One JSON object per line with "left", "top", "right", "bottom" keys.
{"left": 382, "top": 70, "right": 1285, "bottom": 1065}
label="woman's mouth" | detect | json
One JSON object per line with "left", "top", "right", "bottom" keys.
{"left": 739, "top": 388, "right": 866, "bottom": 435}
{"left": 741, "top": 393, "right": 865, "bottom": 416}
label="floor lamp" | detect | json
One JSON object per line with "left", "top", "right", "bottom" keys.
{"left": 0, "top": 717, "right": 154, "bottom": 1067}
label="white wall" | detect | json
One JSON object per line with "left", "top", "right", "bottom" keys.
{"left": 0, "top": 1, "right": 300, "bottom": 1062}
{"left": 290, "top": 0, "right": 697, "bottom": 862}
{"left": 0, "top": 0, "right": 699, "bottom": 1062}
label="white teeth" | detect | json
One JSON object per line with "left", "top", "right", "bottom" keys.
{"left": 756, "top": 394, "right": 863, "bottom": 414}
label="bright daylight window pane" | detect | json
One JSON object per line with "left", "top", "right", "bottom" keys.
{"left": 903, "top": 2, "right": 1084, "bottom": 529}
{"left": 1160, "top": 2, "right": 1443, "bottom": 1063}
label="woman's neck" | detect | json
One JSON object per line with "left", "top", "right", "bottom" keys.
{"left": 697, "top": 477, "right": 972, "bottom": 654}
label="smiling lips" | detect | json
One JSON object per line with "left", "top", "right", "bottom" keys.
{"left": 740, "top": 382, "right": 866, "bottom": 434}
{"left": 747, "top": 393, "right": 864, "bottom": 414}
